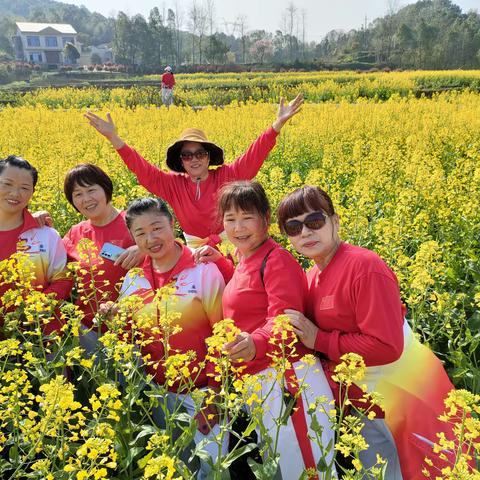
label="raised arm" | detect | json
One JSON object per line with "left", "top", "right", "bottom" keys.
{"left": 84, "top": 112, "right": 174, "bottom": 202}
{"left": 227, "top": 94, "right": 304, "bottom": 180}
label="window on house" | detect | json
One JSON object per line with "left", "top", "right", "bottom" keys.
{"left": 29, "top": 52, "right": 43, "bottom": 63}
{"left": 62, "top": 37, "right": 75, "bottom": 46}
{"left": 45, "top": 37, "right": 58, "bottom": 47}
{"left": 26, "top": 36, "right": 40, "bottom": 47}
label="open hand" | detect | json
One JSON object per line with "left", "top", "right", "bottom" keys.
{"left": 84, "top": 112, "right": 125, "bottom": 149}
{"left": 272, "top": 93, "right": 304, "bottom": 132}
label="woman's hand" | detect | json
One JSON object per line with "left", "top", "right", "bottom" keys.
{"left": 224, "top": 332, "right": 256, "bottom": 362}
{"left": 32, "top": 210, "right": 53, "bottom": 228}
{"left": 284, "top": 309, "right": 319, "bottom": 350}
{"left": 84, "top": 112, "right": 125, "bottom": 149}
{"left": 98, "top": 301, "right": 119, "bottom": 319}
{"left": 272, "top": 94, "right": 304, "bottom": 133}
{"left": 114, "top": 245, "right": 144, "bottom": 270}
{"left": 193, "top": 245, "right": 222, "bottom": 264}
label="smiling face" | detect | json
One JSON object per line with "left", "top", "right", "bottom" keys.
{"left": 286, "top": 209, "right": 340, "bottom": 266}
{"left": 223, "top": 207, "right": 269, "bottom": 258}
{"left": 0, "top": 165, "right": 34, "bottom": 217}
{"left": 129, "top": 210, "right": 176, "bottom": 262}
{"left": 180, "top": 141, "right": 210, "bottom": 180}
{"left": 71, "top": 182, "right": 111, "bottom": 223}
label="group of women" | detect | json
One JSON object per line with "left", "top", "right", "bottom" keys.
{"left": 0, "top": 94, "right": 469, "bottom": 479}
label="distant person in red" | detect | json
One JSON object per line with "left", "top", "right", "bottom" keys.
{"left": 161, "top": 66, "right": 175, "bottom": 107}
{"left": 84, "top": 94, "right": 303, "bottom": 249}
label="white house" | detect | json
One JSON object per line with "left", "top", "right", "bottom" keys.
{"left": 78, "top": 44, "right": 114, "bottom": 67}
{"left": 12, "top": 22, "right": 78, "bottom": 66}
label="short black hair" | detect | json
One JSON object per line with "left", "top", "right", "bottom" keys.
{"left": 217, "top": 181, "right": 270, "bottom": 221}
{"left": 125, "top": 197, "right": 173, "bottom": 230}
{"left": 64, "top": 164, "right": 113, "bottom": 209}
{"left": 0, "top": 155, "right": 38, "bottom": 187}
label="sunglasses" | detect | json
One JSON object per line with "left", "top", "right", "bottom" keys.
{"left": 180, "top": 150, "right": 209, "bottom": 162}
{"left": 284, "top": 211, "right": 329, "bottom": 237}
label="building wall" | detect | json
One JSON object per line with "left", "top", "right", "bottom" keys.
{"left": 14, "top": 29, "right": 78, "bottom": 65}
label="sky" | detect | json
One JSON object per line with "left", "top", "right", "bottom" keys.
{"left": 66, "top": 0, "right": 480, "bottom": 41}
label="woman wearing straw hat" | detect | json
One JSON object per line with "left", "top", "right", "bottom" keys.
{"left": 84, "top": 94, "right": 303, "bottom": 249}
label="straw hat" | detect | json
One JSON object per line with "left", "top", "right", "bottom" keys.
{"left": 166, "top": 128, "right": 224, "bottom": 173}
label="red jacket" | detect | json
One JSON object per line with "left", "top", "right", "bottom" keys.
{"left": 161, "top": 72, "right": 175, "bottom": 89}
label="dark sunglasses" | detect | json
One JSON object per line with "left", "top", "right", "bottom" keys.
{"left": 284, "top": 211, "right": 329, "bottom": 237}
{"left": 180, "top": 150, "right": 209, "bottom": 162}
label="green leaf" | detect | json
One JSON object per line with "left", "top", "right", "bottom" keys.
{"left": 221, "top": 442, "right": 257, "bottom": 469}
{"left": 132, "top": 425, "right": 158, "bottom": 444}
{"left": 248, "top": 455, "right": 280, "bottom": 480}
{"left": 242, "top": 420, "right": 258, "bottom": 438}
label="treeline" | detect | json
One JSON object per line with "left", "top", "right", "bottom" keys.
{"left": 0, "top": 0, "right": 479, "bottom": 70}
{"left": 320, "top": 0, "right": 480, "bottom": 70}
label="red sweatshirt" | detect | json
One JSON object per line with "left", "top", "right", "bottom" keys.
{"left": 161, "top": 72, "right": 175, "bottom": 88}
{"left": 63, "top": 211, "right": 135, "bottom": 329}
{"left": 119, "top": 243, "right": 225, "bottom": 392}
{"left": 116, "top": 127, "right": 278, "bottom": 239}
{"left": 222, "top": 237, "right": 311, "bottom": 375}
{"left": 307, "top": 242, "right": 406, "bottom": 367}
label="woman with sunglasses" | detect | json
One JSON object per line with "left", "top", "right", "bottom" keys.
{"left": 84, "top": 94, "right": 303, "bottom": 249}
{"left": 278, "top": 185, "right": 467, "bottom": 479}
{"left": 199, "top": 180, "right": 336, "bottom": 479}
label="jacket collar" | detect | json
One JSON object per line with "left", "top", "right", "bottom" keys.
{"left": 20, "top": 209, "right": 40, "bottom": 234}
{"left": 142, "top": 241, "right": 195, "bottom": 286}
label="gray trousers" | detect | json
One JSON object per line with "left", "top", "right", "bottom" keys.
{"left": 357, "top": 416, "right": 403, "bottom": 479}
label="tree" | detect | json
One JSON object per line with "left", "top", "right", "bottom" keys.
{"left": 250, "top": 38, "right": 273, "bottom": 64}
{"left": 395, "top": 23, "right": 416, "bottom": 67}
{"left": 234, "top": 14, "right": 248, "bottom": 63}
{"left": 188, "top": 1, "right": 201, "bottom": 63}
{"left": 148, "top": 7, "right": 167, "bottom": 68}
{"left": 205, "top": 33, "right": 228, "bottom": 64}
{"left": 113, "top": 12, "right": 133, "bottom": 65}
{"left": 113, "top": 12, "right": 148, "bottom": 68}
{"left": 417, "top": 18, "right": 437, "bottom": 67}
{"left": 63, "top": 42, "right": 80, "bottom": 64}
{"left": 173, "top": 2, "right": 184, "bottom": 65}
{"left": 282, "top": 2, "right": 298, "bottom": 62}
